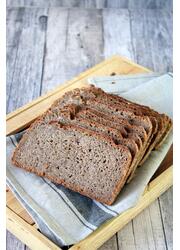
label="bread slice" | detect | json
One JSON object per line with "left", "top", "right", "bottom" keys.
{"left": 89, "top": 90, "right": 171, "bottom": 165}
{"left": 83, "top": 85, "right": 170, "bottom": 149}
{"left": 74, "top": 106, "right": 151, "bottom": 181}
{"left": 86, "top": 98, "right": 153, "bottom": 136}
{"left": 54, "top": 85, "right": 172, "bottom": 167}
{"left": 42, "top": 104, "right": 142, "bottom": 183}
{"left": 50, "top": 87, "right": 152, "bottom": 140}
{"left": 12, "top": 121, "right": 132, "bottom": 205}
{"left": 50, "top": 100, "right": 149, "bottom": 182}
{"left": 51, "top": 103, "right": 150, "bottom": 182}
{"left": 154, "top": 119, "right": 173, "bottom": 149}
{"left": 50, "top": 103, "right": 146, "bottom": 148}
{"left": 58, "top": 85, "right": 170, "bottom": 151}
{"left": 49, "top": 87, "right": 157, "bottom": 181}
{"left": 44, "top": 107, "right": 139, "bottom": 158}
{"left": 75, "top": 107, "right": 145, "bottom": 147}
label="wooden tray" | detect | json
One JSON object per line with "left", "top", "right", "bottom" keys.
{"left": 6, "top": 55, "right": 173, "bottom": 250}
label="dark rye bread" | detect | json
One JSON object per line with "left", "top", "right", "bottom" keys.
{"left": 43, "top": 108, "right": 139, "bottom": 159}
{"left": 85, "top": 98, "right": 159, "bottom": 168}
{"left": 155, "top": 119, "right": 173, "bottom": 148}
{"left": 102, "top": 90, "right": 170, "bottom": 146}
{"left": 74, "top": 106, "right": 151, "bottom": 181}
{"left": 77, "top": 86, "right": 172, "bottom": 169}
{"left": 66, "top": 103, "right": 149, "bottom": 158}
{"left": 49, "top": 89, "right": 155, "bottom": 180}
{"left": 50, "top": 102, "right": 146, "bottom": 149}
{"left": 50, "top": 87, "right": 153, "bottom": 139}
{"left": 77, "top": 85, "right": 170, "bottom": 149}
{"left": 42, "top": 105, "right": 140, "bottom": 182}
{"left": 86, "top": 98, "right": 153, "bottom": 136}
{"left": 54, "top": 86, "right": 167, "bottom": 167}
{"left": 12, "top": 121, "right": 132, "bottom": 205}
{"left": 58, "top": 85, "right": 170, "bottom": 151}
{"left": 140, "top": 119, "right": 173, "bottom": 165}
{"left": 84, "top": 88, "right": 167, "bottom": 154}
{"left": 154, "top": 118, "right": 173, "bottom": 149}
{"left": 87, "top": 98, "right": 157, "bottom": 165}
{"left": 75, "top": 107, "right": 145, "bottom": 149}
{"left": 49, "top": 104, "right": 128, "bottom": 138}
{"left": 49, "top": 102, "right": 148, "bottom": 175}
{"left": 92, "top": 93, "right": 171, "bottom": 163}
{"left": 52, "top": 89, "right": 153, "bottom": 136}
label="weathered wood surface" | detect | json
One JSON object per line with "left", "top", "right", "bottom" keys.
{"left": 7, "top": 0, "right": 173, "bottom": 10}
{"left": 6, "top": 7, "right": 173, "bottom": 250}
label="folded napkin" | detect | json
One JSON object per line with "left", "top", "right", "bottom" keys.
{"left": 6, "top": 73, "right": 173, "bottom": 247}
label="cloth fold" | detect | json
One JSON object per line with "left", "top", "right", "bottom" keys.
{"left": 6, "top": 72, "right": 173, "bottom": 247}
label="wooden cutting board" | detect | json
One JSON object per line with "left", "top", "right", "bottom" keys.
{"left": 6, "top": 55, "right": 173, "bottom": 250}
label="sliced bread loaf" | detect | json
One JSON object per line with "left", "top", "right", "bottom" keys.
{"left": 42, "top": 105, "right": 141, "bottom": 181}
{"left": 57, "top": 85, "right": 170, "bottom": 152}
{"left": 53, "top": 86, "right": 166, "bottom": 168}
{"left": 12, "top": 121, "right": 132, "bottom": 205}
{"left": 79, "top": 85, "right": 170, "bottom": 149}
{"left": 74, "top": 106, "right": 150, "bottom": 181}
{"left": 49, "top": 102, "right": 148, "bottom": 179}
{"left": 48, "top": 88, "right": 158, "bottom": 181}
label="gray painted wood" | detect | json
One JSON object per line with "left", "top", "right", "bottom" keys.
{"left": 117, "top": 222, "right": 136, "bottom": 250}
{"left": 6, "top": 231, "right": 25, "bottom": 250}
{"left": 133, "top": 200, "right": 166, "bottom": 250}
{"left": 6, "top": 0, "right": 173, "bottom": 10}
{"left": 41, "top": 8, "right": 103, "bottom": 94}
{"left": 159, "top": 187, "right": 173, "bottom": 250}
{"left": 98, "top": 235, "right": 118, "bottom": 250}
{"left": 132, "top": 200, "right": 166, "bottom": 250}
{"left": 130, "top": 9, "right": 173, "bottom": 72}
{"left": 103, "top": 9, "right": 135, "bottom": 61}
{"left": 6, "top": 8, "right": 24, "bottom": 112}
{"left": 6, "top": 7, "right": 173, "bottom": 250}
{"left": 7, "top": 7, "right": 48, "bottom": 113}
{"left": 40, "top": 7, "right": 69, "bottom": 93}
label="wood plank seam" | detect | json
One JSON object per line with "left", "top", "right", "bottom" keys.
{"left": 157, "top": 198, "right": 168, "bottom": 249}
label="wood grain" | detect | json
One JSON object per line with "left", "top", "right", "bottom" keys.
{"left": 7, "top": 207, "right": 61, "bottom": 250}
{"left": 6, "top": 167, "right": 172, "bottom": 250}
{"left": 6, "top": 7, "right": 173, "bottom": 250}
{"left": 6, "top": 231, "right": 25, "bottom": 250}
{"left": 70, "top": 167, "right": 172, "bottom": 250}
{"left": 41, "top": 8, "right": 103, "bottom": 94}
{"left": 6, "top": 189, "right": 34, "bottom": 225}
{"left": 103, "top": 9, "right": 135, "bottom": 61}
{"left": 6, "top": 55, "right": 149, "bottom": 136}
{"left": 130, "top": 9, "right": 173, "bottom": 72}
{"left": 98, "top": 235, "right": 118, "bottom": 250}
{"left": 6, "top": 0, "right": 173, "bottom": 9}
{"left": 7, "top": 7, "right": 48, "bottom": 113}
{"left": 132, "top": 200, "right": 167, "bottom": 250}
{"left": 159, "top": 187, "right": 173, "bottom": 250}
{"left": 6, "top": 8, "right": 24, "bottom": 113}
{"left": 117, "top": 222, "right": 136, "bottom": 250}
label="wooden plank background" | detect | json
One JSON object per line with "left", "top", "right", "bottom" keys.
{"left": 6, "top": 3, "right": 173, "bottom": 250}
{"left": 6, "top": 0, "right": 173, "bottom": 9}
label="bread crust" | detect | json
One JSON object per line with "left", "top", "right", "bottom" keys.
{"left": 12, "top": 121, "right": 132, "bottom": 205}
{"left": 11, "top": 84, "right": 172, "bottom": 204}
